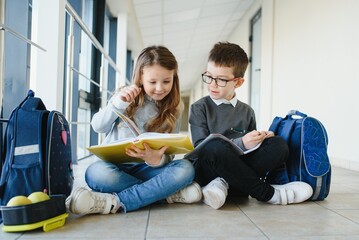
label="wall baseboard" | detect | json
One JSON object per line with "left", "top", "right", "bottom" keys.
{"left": 330, "top": 157, "right": 359, "bottom": 172}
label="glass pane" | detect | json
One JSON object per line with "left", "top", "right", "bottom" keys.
{"left": 77, "top": 108, "right": 91, "bottom": 158}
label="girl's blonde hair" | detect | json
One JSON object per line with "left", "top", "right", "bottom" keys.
{"left": 125, "top": 45, "right": 182, "bottom": 133}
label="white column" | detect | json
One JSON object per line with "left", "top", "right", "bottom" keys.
{"left": 0, "top": 0, "right": 5, "bottom": 111}
{"left": 30, "top": 0, "right": 66, "bottom": 111}
{"left": 260, "top": 0, "right": 274, "bottom": 129}
{"left": 116, "top": 13, "right": 127, "bottom": 87}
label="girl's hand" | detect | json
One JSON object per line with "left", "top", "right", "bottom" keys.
{"left": 125, "top": 143, "right": 168, "bottom": 166}
{"left": 118, "top": 85, "right": 141, "bottom": 102}
{"left": 242, "top": 130, "right": 274, "bottom": 149}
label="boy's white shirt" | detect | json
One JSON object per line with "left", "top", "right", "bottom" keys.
{"left": 210, "top": 95, "right": 238, "bottom": 107}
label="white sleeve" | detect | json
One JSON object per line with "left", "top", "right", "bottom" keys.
{"left": 91, "top": 94, "right": 130, "bottom": 133}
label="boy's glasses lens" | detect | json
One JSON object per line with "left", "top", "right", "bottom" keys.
{"left": 201, "top": 75, "right": 227, "bottom": 87}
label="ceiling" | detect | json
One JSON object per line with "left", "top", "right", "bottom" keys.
{"left": 106, "top": 0, "right": 255, "bottom": 92}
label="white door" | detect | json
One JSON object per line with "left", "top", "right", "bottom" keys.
{"left": 250, "top": 10, "right": 262, "bottom": 128}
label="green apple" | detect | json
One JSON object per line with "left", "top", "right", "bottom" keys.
{"left": 27, "top": 191, "right": 50, "bottom": 203}
{"left": 7, "top": 195, "right": 32, "bottom": 206}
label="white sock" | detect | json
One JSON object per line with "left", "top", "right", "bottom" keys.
{"left": 267, "top": 189, "right": 281, "bottom": 204}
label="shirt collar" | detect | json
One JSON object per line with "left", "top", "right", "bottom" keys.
{"left": 145, "top": 94, "right": 157, "bottom": 103}
{"left": 210, "top": 95, "right": 238, "bottom": 107}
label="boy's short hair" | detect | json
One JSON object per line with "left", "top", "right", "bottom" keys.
{"left": 208, "top": 42, "right": 249, "bottom": 77}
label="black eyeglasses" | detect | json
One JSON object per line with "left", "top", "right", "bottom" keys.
{"left": 201, "top": 73, "right": 239, "bottom": 87}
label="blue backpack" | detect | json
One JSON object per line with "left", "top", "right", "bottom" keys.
{"left": 0, "top": 90, "right": 74, "bottom": 210}
{"left": 268, "top": 110, "right": 331, "bottom": 201}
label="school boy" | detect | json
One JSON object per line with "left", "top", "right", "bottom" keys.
{"left": 189, "top": 42, "right": 313, "bottom": 209}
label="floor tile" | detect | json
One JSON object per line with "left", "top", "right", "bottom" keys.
{"left": 0, "top": 231, "right": 23, "bottom": 240}
{"left": 334, "top": 210, "right": 359, "bottom": 224}
{"left": 317, "top": 193, "right": 359, "bottom": 209}
{"left": 239, "top": 200, "right": 359, "bottom": 238}
{"left": 330, "top": 183, "right": 359, "bottom": 194}
{"left": 146, "top": 202, "right": 266, "bottom": 239}
{"left": 19, "top": 210, "right": 149, "bottom": 239}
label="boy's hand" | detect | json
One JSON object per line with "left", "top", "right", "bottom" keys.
{"left": 118, "top": 85, "right": 141, "bottom": 102}
{"left": 242, "top": 130, "right": 274, "bottom": 149}
{"left": 125, "top": 143, "right": 168, "bottom": 166}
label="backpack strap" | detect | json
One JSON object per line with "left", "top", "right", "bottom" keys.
{"left": 279, "top": 110, "right": 307, "bottom": 143}
{"left": 269, "top": 115, "right": 296, "bottom": 143}
{"left": 0, "top": 90, "right": 35, "bottom": 123}
{"left": 268, "top": 116, "right": 283, "bottom": 133}
{"left": 287, "top": 110, "right": 307, "bottom": 118}
{"left": 267, "top": 116, "right": 291, "bottom": 185}
{"left": 20, "top": 90, "right": 46, "bottom": 111}
{"left": 279, "top": 119, "right": 296, "bottom": 143}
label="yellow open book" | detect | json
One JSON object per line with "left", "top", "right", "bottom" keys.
{"left": 87, "top": 133, "right": 194, "bottom": 163}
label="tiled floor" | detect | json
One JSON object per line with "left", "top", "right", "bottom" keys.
{"left": 2, "top": 156, "right": 359, "bottom": 239}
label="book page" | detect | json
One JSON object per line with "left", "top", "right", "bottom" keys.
{"left": 184, "top": 134, "right": 262, "bottom": 161}
{"left": 105, "top": 132, "right": 190, "bottom": 146}
{"left": 87, "top": 133, "right": 194, "bottom": 163}
{"left": 243, "top": 140, "right": 262, "bottom": 154}
{"left": 112, "top": 107, "right": 141, "bottom": 137}
{"left": 135, "top": 132, "right": 189, "bottom": 139}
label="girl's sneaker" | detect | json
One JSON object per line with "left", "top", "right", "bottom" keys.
{"left": 69, "top": 187, "right": 121, "bottom": 215}
{"left": 167, "top": 182, "right": 202, "bottom": 203}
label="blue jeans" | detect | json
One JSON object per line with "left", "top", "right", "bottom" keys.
{"left": 85, "top": 159, "right": 195, "bottom": 212}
